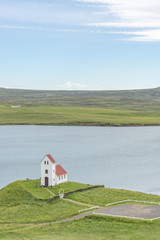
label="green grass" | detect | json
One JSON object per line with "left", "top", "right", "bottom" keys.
{"left": 2, "top": 216, "right": 160, "bottom": 240}
{"left": 0, "top": 181, "right": 36, "bottom": 207}
{"left": 0, "top": 199, "right": 86, "bottom": 224}
{"left": 1, "top": 106, "right": 160, "bottom": 126}
{"left": 19, "top": 179, "right": 51, "bottom": 199}
{"left": 2, "top": 180, "right": 160, "bottom": 239}
{"left": 0, "top": 180, "right": 160, "bottom": 240}
{"left": 17, "top": 179, "right": 92, "bottom": 199}
{"left": 48, "top": 181, "right": 93, "bottom": 195}
{"left": 0, "top": 180, "right": 92, "bottom": 224}
{"left": 1, "top": 87, "right": 160, "bottom": 126}
{"left": 66, "top": 187, "right": 160, "bottom": 206}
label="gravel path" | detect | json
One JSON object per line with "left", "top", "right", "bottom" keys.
{"left": 45, "top": 188, "right": 55, "bottom": 197}
{"left": 63, "top": 198, "right": 95, "bottom": 207}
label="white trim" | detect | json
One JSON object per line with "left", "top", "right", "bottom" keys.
{"left": 93, "top": 212, "right": 152, "bottom": 221}
{"left": 106, "top": 199, "right": 160, "bottom": 207}
{"left": 78, "top": 206, "right": 99, "bottom": 213}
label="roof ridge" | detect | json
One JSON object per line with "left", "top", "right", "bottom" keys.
{"left": 46, "top": 154, "right": 56, "bottom": 164}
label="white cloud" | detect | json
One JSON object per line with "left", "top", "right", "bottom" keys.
{"left": 77, "top": 0, "right": 160, "bottom": 41}
{"left": 64, "top": 81, "right": 87, "bottom": 89}
{"left": 0, "top": 1, "right": 91, "bottom": 25}
{"left": 117, "top": 29, "right": 160, "bottom": 42}
{"left": 79, "top": 0, "right": 160, "bottom": 27}
{"left": 0, "top": 24, "right": 89, "bottom": 34}
{"left": 1, "top": 0, "right": 160, "bottom": 41}
{"left": 0, "top": 24, "right": 35, "bottom": 30}
{"left": 87, "top": 22, "right": 160, "bottom": 28}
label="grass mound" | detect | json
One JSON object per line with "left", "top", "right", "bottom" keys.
{"left": 0, "top": 179, "right": 93, "bottom": 207}
{"left": 0, "top": 180, "right": 90, "bottom": 224}
{"left": 19, "top": 179, "right": 51, "bottom": 199}
{"left": 0, "top": 181, "right": 36, "bottom": 207}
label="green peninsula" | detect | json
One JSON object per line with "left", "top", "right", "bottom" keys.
{"left": 1, "top": 179, "right": 160, "bottom": 239}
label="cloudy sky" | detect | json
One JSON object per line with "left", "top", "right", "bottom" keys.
{"left": 0, "top": 0, "right": 160, "bottom": 90}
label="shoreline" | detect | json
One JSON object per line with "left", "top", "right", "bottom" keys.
{"left": 0, "top": 123, "right": 160, "bottom": 127}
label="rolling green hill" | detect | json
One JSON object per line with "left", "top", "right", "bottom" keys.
{"left": 1, "top": 179, "right": 160, "bottom": 239}
{"left": 0, "top": 180, "right": 90, "bottom": 223}
{"left": 1, "top": 87, "right": 160, "bottom": 126}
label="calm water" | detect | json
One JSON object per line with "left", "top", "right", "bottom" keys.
{"left": 0, "top": 125, "right": 160, "bottom": 195}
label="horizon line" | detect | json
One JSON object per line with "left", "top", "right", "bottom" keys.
{"left": 0, "top": 86, "right": 159, "bottom": 92}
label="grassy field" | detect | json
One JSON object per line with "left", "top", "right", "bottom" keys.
{"left": 1, "top": 214, "right": 160, "bottom": 239}
{"left": 1, "top": 87, "right": 160, "bottom": 126}
{"left": 19, "top": 179, "right": 92, "bottom": 199}
{"left": 2, "top": 180, "right": 160, "bottom": 239}
{"left": 47, "top": 181, "right": 93, "bottom": 195}
{"left": 65, "top": 187, "right": 160, "bottom": 206}
{"left": 0, "top": 180, "right": 90, "bottom": 223}
{"left": 1, "top": 105, "right": 160, "bottom": 126}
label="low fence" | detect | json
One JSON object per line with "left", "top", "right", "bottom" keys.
{"left": 78, "top": 206, "right": 99, "bottom": 213}
{"left": 47, "top": 185, "right": 104, "bottom": 202}
{"left": 105, "top": 199, "right": 160, "bottom": 207}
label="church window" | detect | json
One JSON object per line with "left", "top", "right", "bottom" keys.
{"left": 45, "top": 169, "right": 48, "bottom": 174}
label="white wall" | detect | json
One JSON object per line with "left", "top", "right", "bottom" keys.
{"left": 41, "top": 156, "right": 55, "bottom": 186}
{"left": 56, "top": 174, "right": 68, "bottom": 185}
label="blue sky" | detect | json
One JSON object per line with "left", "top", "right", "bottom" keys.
{"left": 0, "top": 0, "right": 160, "bottom": 90}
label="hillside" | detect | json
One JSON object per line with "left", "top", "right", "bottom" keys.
{"left": 1, "top": 179, "right": 160, "bottom": 221}
{"left": 0, "top": 179, "right": 91, "bottom": 204}
{"left": 1, "top": 180, "right": 160, "bottom": 239}
{"left": 1, "top": 87, "right": 160, "bottom": 126}
{"left": 1, "top": 179, "right": 160, "bottom": 239}
{"left": 0, "top": 180, "right": 90, "bottom": 223}
{"left": 1, "top": 87, "right": 160, "bottom": 108}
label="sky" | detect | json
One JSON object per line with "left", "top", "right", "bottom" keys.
{"left": 0, "top": 0, "right": 160, "bottom": 90}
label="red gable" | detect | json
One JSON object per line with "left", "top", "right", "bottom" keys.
{"left": 56, "top": 165, "right": 67, "bottom": 176}
{"left": 46, "top": 154, "right": 56, "bottom": 164}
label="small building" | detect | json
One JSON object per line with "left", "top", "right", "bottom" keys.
{"left": 11, "top": 105, "right": 21, "bottom": 108}
{"left": 41, "top": 154, "right": 67, "bottom": 187}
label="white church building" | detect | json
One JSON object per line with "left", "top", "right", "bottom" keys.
{"left": 41, "top": 154, "right": 67, "bottom": 186}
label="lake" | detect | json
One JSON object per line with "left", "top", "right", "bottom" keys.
{"left": 0, "top": 125, "right": 160, "bottom": 195}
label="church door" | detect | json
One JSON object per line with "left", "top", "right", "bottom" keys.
{"left": 45, "top": 177, "right": 48, "bottom": 186}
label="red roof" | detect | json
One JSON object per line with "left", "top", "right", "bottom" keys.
{"left": 46, "top": 154, "right": 56, "bottom": 164}
{"left": 56, "top": 165, "right": 67, "bottom": 176}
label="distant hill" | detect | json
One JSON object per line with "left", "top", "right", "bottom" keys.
{"left": 1, "top": 87, "right": 160, "bottom": 126}
{"left": 0, "top": 87, "right": 160, "bottom": 108}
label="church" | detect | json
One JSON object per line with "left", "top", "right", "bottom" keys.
{"left": 41, "top": 154, "right": 67, "bottom": 186}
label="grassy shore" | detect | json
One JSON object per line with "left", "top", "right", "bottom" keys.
{"left": 1, "top": 105, "right": 160, "bottom": 126}
{"left": 1, "top": 180, "right": 160, "bottom": 239}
